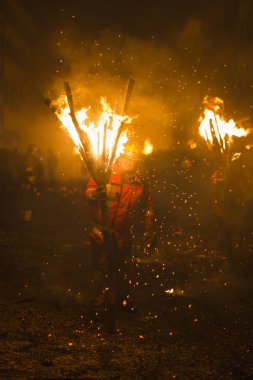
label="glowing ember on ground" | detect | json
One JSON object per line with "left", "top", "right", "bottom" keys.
{"left": 199, "top": 96, "right": 249, "bottom": 152}
{"left": 165, "top": 288, "right": 184, "bottom": 296}
{"left": 54, "top": 95, "right": 132, "bottom": 163}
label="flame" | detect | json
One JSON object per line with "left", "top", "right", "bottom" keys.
{"left": 199, "top": 108, "right": 249, "bottom": 152}
{"left": 54, "top": 95, "right": 131, "bottom": 162}
{"left": 143, "top": 139, "right": 153, "bottom": 155}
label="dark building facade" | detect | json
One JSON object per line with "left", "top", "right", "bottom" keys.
{"left": 0, "top": 0, "right": 53, "bottom": 149}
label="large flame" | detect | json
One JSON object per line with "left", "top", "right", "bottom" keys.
{"left": 199, "top": 108, "right": 249, "bottom": 152}
{"left": 55, "top": 95, "right": 131, "bottom": 162}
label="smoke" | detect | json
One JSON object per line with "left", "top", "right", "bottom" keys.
{"left": 42, "top": 27, "right": 204, "bottom": 152}
{"left": 35, "top": 0, "right": 253, "bottom": 156}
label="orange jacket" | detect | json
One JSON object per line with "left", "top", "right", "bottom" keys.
{"left": 85, "top": 168, "right": 155, "bottom": 247}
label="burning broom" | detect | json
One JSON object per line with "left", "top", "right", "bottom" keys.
{"left": 46, "top": 78, "right": 135, "bottom": 332}
{"left": 199, "top": 95, "right": 249, "bottom": 258}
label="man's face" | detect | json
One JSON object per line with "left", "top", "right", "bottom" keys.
{"left": 118, "top": 156, "right": 138, "bottom": 173}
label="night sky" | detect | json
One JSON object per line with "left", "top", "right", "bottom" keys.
{"left": 23, "top": 0, "right": 207, "bottom": 36}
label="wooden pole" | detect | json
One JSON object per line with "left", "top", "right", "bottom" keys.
{"left": 106, "top": 77, "right": 135, "bottom": 181}
{"left": 103, "top": 77, "right": 135, "bottom": 332}
{"left": 63, "top": 82, "right": 104, "bottom": 185}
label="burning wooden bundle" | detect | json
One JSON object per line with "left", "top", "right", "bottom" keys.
{"left": 53, "top": 80, "right": 134, "bottom": 183}
{"left": 46, "top": 79, "right": 135, "bottom": 332}
{"left": 199, "top": 95, "right": 249, "bottom": 157}
{"left": 198, "top": 95, "right": 250, "bottom": 258}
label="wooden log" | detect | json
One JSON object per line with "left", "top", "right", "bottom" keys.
{"left": 106, "top": 77, "right": 135, "bottom": 181}
{"left": 63, "top": 82, "right": 103, "bottom": 184}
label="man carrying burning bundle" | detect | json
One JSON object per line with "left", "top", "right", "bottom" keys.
{"left": 199, "top": 95, "right": 249, "bottom": 259}
{"left": 85, "top": 143, "right": 157, "bottom": 321}
{"left": 48, "top": 78, "right": 157, "bottom": 330}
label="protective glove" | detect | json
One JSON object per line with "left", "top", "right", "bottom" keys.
{"left": 88, "top": 185, "right": 107, "bottom": 201}
{"left": 143, "top": 226, "right": 158, "bottom": 249}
